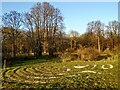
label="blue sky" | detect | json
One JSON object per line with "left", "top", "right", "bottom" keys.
{"left": 2, "top": 2, "right": 118, "bottom": 34}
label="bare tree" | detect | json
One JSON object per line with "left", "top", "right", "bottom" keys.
{"left": 42, "top": 2, "right": 63, "bottom": 56}
{"left": 69, "top": 30, "right": 79, "bottom": 49}
{"left": 24, "top": 3, "right": 43, "bottom": 57}
{"left": 106, "top": 20, "right": 119, "bottom": 50}
{"left": 87, "top": 21, "right": 104, "bottom": 53}
{"left": 23, "top": 2, "right": 64, "bottom": 57}
{"left": 2, "top": 11, "right": 22, "bottom": 59}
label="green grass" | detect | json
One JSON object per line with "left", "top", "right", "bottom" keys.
{"left": 1, "top": 55, "right": 118, "bottom": 90}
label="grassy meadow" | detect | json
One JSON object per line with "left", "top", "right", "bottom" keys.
{"left": 1, "top": 55, "right": 118, "bottom": 90}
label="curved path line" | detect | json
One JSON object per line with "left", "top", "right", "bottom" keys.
{"left": 101, "top": 64, "right": 113, "bottom": 69}
{"left": 74, "top": 65, "right": 89, "bottom": 69}
{"left": 91, "top": 65, "right": 96, "bottom": 69}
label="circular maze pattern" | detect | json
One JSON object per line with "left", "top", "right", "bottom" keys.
{"left": 2, "top": 63, "right": 114, "bottom": 85}
{"left": 2, "top": 65, "right": 72, "bottom": 84}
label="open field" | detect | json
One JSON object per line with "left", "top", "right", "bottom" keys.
{"left": 1, "top": 2, "right": 119, "bottom": 90}
{"left": 1, "top": 55, "right": 118, "bottom": 90}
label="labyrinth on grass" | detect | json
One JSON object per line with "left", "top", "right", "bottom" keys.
{"left": 2, "top": 56, "right": 118, "bottom": 89}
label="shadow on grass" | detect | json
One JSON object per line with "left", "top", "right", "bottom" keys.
{"left": 4, "top": 55, "right": 62, "bottom": 68}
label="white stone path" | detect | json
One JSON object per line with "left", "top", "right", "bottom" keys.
{"left": 74, "top": 65, "right": 89, "bottom": 69}
{"left": 101, "top": 64, "right": 113, "bottom": 69}
{"left": 73, "top": 64, "right": 113, "bottom": 74}
{"left": 91, "top": 65, "right": 96, "bottom": 69}
{"left": 74, "top": 64, "right": 113, "bottom": 70}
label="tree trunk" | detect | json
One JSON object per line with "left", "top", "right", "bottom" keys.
{"left": 98, "top": 36, "right": 101, "bottom": 53}
{"left": 70, "top": 40, "right": 73, "bottom": 49}
{"left": 38, "top": 44, "right": 42, "bottom": 56}
{"left": 49, "top": 48, "right": 54, "bottom": 57}
{"left": 13, "top": 41, "right": 16, "bottom": 60}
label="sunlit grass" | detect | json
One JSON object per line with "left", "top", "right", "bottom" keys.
{"left": 2, "top": 55, "right": 118, "bottom": 89}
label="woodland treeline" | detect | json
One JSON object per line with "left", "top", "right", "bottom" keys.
{"left": 1, "top": 2, "right": 119, "bottom": 62}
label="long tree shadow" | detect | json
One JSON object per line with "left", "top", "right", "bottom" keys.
{"left": 3, "top": 55, "right": 61, "bottom": 68}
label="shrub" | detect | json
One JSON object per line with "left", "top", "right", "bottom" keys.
{"left": 95, "top": 48, "right": 113, "bottom": 60}
{"left": 60, "top": 52, "right": 72, "bottom": 62}
{"left": 77, "top": 47, "right": 100, "bottom": 61}
{"left": 103, "top": 48, "right": 113, "bottom": 56}
{"left": 97, "top": 54, "right": 111, "bottom": 60}
{"left": 65, "top": 48, "right": 75, "bottom": 53}
{"left": 70, "top": 54, "right": 78, "bottom": 60}
{"left": 60, "top": 52, "right": 78, "bottom": 62}
{"left": 112, "top": 46, "right": 118, "bottom": 55}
